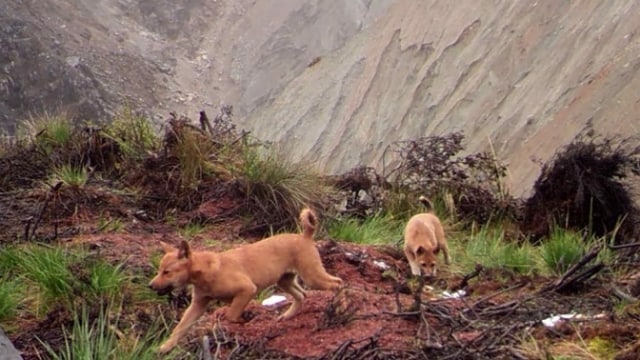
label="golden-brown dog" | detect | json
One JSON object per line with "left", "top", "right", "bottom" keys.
{"left": 403, "top": 196, "right": 451, "bottom": 277}
{"left": 149, "top": 208, "right": 343, "bottom": 354}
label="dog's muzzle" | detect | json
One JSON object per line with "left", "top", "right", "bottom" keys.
{"left": 149, "top": 283, "right": 173, "bottom": 296}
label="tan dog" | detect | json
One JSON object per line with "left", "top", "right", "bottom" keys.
{"left": 403, "top": 196, "right": 451, "bottom": 277}
{"left": 149, "top": 208, "right": 343, "bottom": 354}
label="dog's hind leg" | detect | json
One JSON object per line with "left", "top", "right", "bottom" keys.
{"left": 299, "top": 260, "right": 343, "bottom": 291}
{"left": 159, "top": 295, "right": 209, "bottom": 353}
{"left": 277, "top": 273, "right": 306, "bottom": 320}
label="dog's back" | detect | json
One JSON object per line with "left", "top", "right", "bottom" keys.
{"left": 403, "top": 196, "right": 451, "bottom": 276}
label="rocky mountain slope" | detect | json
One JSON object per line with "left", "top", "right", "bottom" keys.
{"left": 242, "top": 0, "right": 640, "bottom": 196}
{"left": 1, "top": 0, "right": 639, "bottom": 196}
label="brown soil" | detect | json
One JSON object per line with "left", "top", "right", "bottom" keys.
{"left": 3, "top": 185, "right": 640, "bottom": 360}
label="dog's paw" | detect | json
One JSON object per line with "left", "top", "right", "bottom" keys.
{"left": 157, "top": 341, "right": 175, "bottom": 354}
{"left": 241, "top": 310, "right": 255, "bottom": 322}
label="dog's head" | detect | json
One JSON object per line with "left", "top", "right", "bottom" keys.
{"left": 148, "top": 240, "right": 192, "bottom": 295}
{"left": 415, "top": 245, "right": 439, "bottom": 277}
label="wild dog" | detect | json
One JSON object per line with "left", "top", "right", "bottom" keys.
{"left": 403, "top": 196, "right": 451, "bottom": 277}
{"left": 149, "top": 208, "right": 343, "bottom": 354}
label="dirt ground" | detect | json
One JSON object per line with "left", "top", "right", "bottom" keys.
{"left": 4, "top": 186, "right": 640, "bottom": 360}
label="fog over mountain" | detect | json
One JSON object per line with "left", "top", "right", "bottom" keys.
{"left": 2, "top": 0, "right": 639, "bottom": 195}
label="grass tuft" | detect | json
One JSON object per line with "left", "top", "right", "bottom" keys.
{"left": 539, "top": 227, "right": 587, "bottom": 275}
{"left": 50, "top": 164, "right": 89, "bottom": 189}
{"left": 327, "top": 213, "right": 403, "bottom": 245}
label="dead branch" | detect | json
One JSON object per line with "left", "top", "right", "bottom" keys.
{"left": 468, "top": 281, "right": 528, "bottom": 311}
{"left": 27, "top": 181, "right": 62, "bottom": 240}
{"left": 409, "top": 275, "right": 427, "bottom": 312}
{"left": 451, "top": 264, "right": 483, "bottom": 291}
{"left": 540, "top": 245, "right": 603, "bottom": 293}
{"left": 554, "top": 263, "right": 605, "bottom": 293}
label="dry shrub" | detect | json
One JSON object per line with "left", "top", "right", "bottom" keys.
{"left": 326, "top": 166, "right": 390, "bottom": 218}
{"left": 389, "top": 132, "right": 519, "bottom": 224}
{"left": 521, "top": 135, "right": 640, "bottom": 243}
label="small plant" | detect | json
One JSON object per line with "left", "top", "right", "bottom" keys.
{"left": 51, "top": 164, "right": 89, "bottom": 189}
{"left": 179, "top": 222, "right": 206, "bottom": 238}
{"left": 83, "top": 259, "right": 127, "bottom": 301}
{"left": 104, "top": 107, "right": 159, "bottom": 160}
{"left": 540, "top": 227, "right": 587, "bottom": 275}
{"left": 96, "top": 215, "right": 124, "bottom": 233}
{"left": 327, "top": 212, "right": 403, "bottom": 245}
{"left": 19, "top": 112, "right": 75, "bottom": 153}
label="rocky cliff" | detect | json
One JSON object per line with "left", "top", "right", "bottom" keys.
{"left": 1, "top": 0, "right": 638, "bottom": 196}
{"left": 240, "top": 0, "right": 640, "bottom": 196}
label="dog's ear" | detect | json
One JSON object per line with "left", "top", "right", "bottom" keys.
{"left": 416, "top": 246, "right": 425, "bottom": 255}
{"left": 160, "top": 241, "right": 174, "bottom": 254}
{"left": 178, "top": 240, "right": 191, "bottom": 259}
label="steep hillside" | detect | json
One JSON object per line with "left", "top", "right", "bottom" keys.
{"left": 1, "top": 0, "right": 638, "bottom": 196}
{"left": 0, "top": 0, "right": 388, "bottom": 129}
{"left": 239, "top": 0, "right": 640, "bottom": 196}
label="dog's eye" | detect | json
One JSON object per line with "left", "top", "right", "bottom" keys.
{"left": 162, "top": 270, "right": 169, "bottom": 275}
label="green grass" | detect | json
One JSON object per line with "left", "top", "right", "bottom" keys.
{"left": 19, "top": 112, "right": 75, "bottom": 153}
{"left": 452, "top": 224, "right": 538, "bottom": 275}
{"left": 97, "top": 216, "right": 124, "bottom": 233}
{"left": 236, "top": 145, "right": 334, "bottom": 221}
{"left": 51, "top": 164, "right": 89, "bottom": 189}
{"left": 104, "top": 107, "right": 160, "bottom": 160}
{"left": 0, "top": 278, "right": 23, "bottom": 322}
{"left": 2, "top": 245, "right": 127, "bottom": 313}
{"left": 84, "top": 259, "right": 128, "bottom": 300}
{"left": 539, "top": 227, "right": 588, "bottom": 275}
{"left": 16, "top": 245, "right": 79, "bottom": 310}
{"left": 327, "top": 213, "right": 403, "bottom": 245}
{"left": 179, "top": 222, "right": 206, "bottom": 238}
{"left": 39, "top": 303, "right": 177, "bottom": 360}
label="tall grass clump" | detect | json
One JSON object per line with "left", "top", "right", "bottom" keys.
{"left": 39, "top": 304, "right": 170, "bottom": 360}
{"left": 8, "top": 245, "right": 127, "bottom": 312}
{"left": 50, "top": 164, "right": 89, "bottom": 189}
{"left": 19, "top": 112, "right": 75, "bottom": 153}
{"left": 16, "top": 245, "right": 79, "bottom": 309}
{"left": 327, "top": 213, "right": 403, "bottom": 245}
{"left": 456, "top": 224, "right": 538, "bottom": 274}
{"left": 173, "top": 128, "right": 219, "bottom": 189}
{"left": 104, "top": 107, "right": 159, "bottom": 160}
{"left": 83, "top": 259, "right": 127, "bottom": 301}
{"left": 539, "top": 227, "right": 589, "bottom": 275}
{"left": 237, "top": 145, "right": 334, "bottom": 231}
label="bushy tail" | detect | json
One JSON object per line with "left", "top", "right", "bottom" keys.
{"left": 418, "top": 195, "right": 434, "bottom": 212}
{"left": 299, "top": 208, "right": 317, "bottom": 239}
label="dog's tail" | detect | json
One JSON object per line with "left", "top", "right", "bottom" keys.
{"left": 299, "top": 208, "right": 317, "bottom": 239}
{"left": 418, "top": 195, "right": 434, "bottom": 211}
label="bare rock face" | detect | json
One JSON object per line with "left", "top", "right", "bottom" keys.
{"left": 239, "top": 0, "right": 640, "bottom": 196}
{"left": 0, "top": 327, "right": 22, "bottom": 360}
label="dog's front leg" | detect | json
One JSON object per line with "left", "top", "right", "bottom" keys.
{"left": 226, "top": 284, "right": 257, "bottom": 322}
{"left": 158, "top": 297, "right": 209, "bottom": 354}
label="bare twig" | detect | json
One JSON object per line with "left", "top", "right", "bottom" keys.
{"left": 451, "top": 264, "right": 483, "bottom": 291}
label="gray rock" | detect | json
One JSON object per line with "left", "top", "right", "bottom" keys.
{"left": 0, "top": 327, "right": 22, "bottom": 360}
